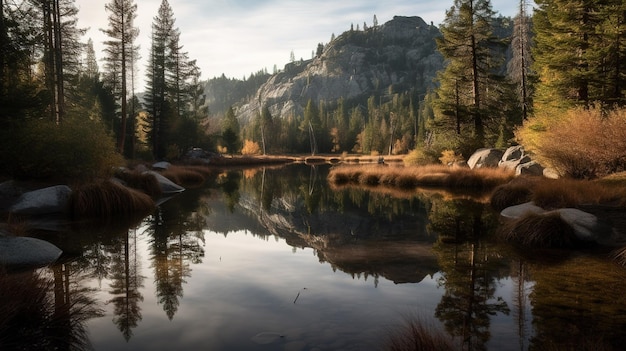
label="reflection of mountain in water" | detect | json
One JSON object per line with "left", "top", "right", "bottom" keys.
{"left": 201, "top": 166, "right": 440, "bottom": 284}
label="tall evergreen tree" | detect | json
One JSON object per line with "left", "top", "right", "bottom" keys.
{"left": 508, "top": 0, "right": 533, "bottom": 120}
{"left": 434, "top": 0, "right": 510, "bottom": 151}
{"left": 221, "top": 106, "right": 241, "bottom": 155}
{"left": 145, "top": 0, "right": 204, "bottom": 159}
{"left": 101, "top": 0, "right": 139, "bottom": 155}
{"left": 533, "top": 0, "right": 626, "bottom": 109}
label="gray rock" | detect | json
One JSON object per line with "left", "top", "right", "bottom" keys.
{"left": 501, "top": 145, "right": 525, "bottom": 162}
{"left": 468, "top": 148, "right": 504, "bottom": 169}
{"left": 10, "top": 185, "right": 72, "bottom": 215}
{"left": 516, "top": 161, "right": 544, "bottom": 176}
{"left": 499, "top": 155, "right": 531, "bottom": 171}
{"left": 0, "top": 234, "right": 62, "bottom": 268}
{"left": 500, "top": 202, "right": 546, "bottom": 219}
{"left": 554, "top": 208, "right": 602, "bottom": 242}
{"left": 152, "top": 161, "right": 171, "bottom": 170}
{"left": 144, "top": 171, "right": 185, "bottom": 194}
{"left": 543, "top": 167, "right": 560, "bottom": 179}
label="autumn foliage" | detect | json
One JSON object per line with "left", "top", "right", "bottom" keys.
{"left": 516, "top": 106, "right": 626, "bottom": 179}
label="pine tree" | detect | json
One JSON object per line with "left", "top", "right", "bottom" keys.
{"left": 434, "top": 0, "right": 509, "bottom": 151}
{"left": 101, "top": 0, "right": 139, "bottom": 154}
{"left": 507, "top": 0, "right": 533, "bottom": 120}
{"left": 221, "top": 106, "right": 241, "bottom": 155}
{"left": 533, "top": 0, "right": 626, "bottom": 109}
{"left": 145, "top": 0, "right": 204, "bottom": 159}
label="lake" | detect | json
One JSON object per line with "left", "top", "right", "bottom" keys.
{"left": 4, "top": 164, "right": 626, "bottom": 351}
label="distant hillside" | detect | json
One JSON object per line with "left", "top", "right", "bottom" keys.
{"left": 204, "top": 16, "right": 444, "bottom": 122}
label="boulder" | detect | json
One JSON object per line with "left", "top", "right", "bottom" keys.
{"left": 501, "top": 145, "right": 525, "bottom": 162}
{"left": 467, "top": 148, "right": 504, "bottom": 169}
{"left": 554, "top": 208, "right": 605, "bottom": 242}
{"left": 152, "top": 161, "right": 171, "bottom": 170}
{"left": 500, "top": 202, "right": 546, "bottom": 220}
{"left": 543, "top": 167, "right": 560, "bottom": 179}
{"left": 516, "top": 161, "right": 544, "bottom": 176}
{"left": 0, "top": 233, "right": 62, "bottom": 269}
{"left": 499, "top": 155, "right": 531, "bottom": 171}
{"left": 10, "top": 185, "right": 72, "bottom": 215}
{"left": 144, "top": 171, "right": 185, "bottom": 194}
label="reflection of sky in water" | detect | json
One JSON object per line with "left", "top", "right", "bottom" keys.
{"left": 86, "top": 228, "right": 451, "bottom": 350}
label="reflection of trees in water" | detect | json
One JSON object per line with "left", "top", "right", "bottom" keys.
{"left": 108, "top": 228, "right": 145, "bottom": 341}
{"left": 430, "top": 199, "right": 510, "bottom": 351}
{"left": 144, "top": 187, "right": 207, "bottom": 320}
{"left": 0, "top": 266, "right": 103, "bottom": 350}
{"left": 527, "top": 255, "right": 626, "bottom": 350}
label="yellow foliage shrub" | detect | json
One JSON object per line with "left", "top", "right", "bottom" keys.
{"left": 516, "top": 105, "right": 626, "bottom": 178}
{"left": 241, "top": 139, "right": 261, "bottom": 155}
{"left": 438, "top": 149, "right": 464, "bottom": 165}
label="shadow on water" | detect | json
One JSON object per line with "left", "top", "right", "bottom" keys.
{"left": 4, "top": 164, "right": 626, "bottom": 350}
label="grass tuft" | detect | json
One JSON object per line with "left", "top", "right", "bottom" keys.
{"left": 159, "top": 165, "right": 206, "bottom": 187}
{"left": 115, "top": 169, "right": 162, "bottom": 197}
{"left": 499, "top": 211, "right": 581, "bottom": 249}
{"left": 612, "top": 246, "right": 626, "bottom": 267}
{"left": 384, "top": 316, "right": 454, "bottom": 351}
{"left": 67, "top": 179, "right": 155, "bottom": 219}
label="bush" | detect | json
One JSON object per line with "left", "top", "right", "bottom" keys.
{"left": 516, "top": 105, "right": 626, "bottom": 179}
{"left": 404, "top": 148, "right": 438, "bottom": 166}
{"left": 0, "top": 117, "right": 123, "bottom": 180}
{"left": 241, "top": 139, "right": 261, "bottom": 155}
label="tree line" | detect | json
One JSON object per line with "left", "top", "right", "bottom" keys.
{"left": 0, "top": 0, "right": 208, "bottom": 179}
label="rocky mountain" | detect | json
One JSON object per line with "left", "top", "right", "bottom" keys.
{"left": 206, "top": 16, "right": 444, "bottom": 123}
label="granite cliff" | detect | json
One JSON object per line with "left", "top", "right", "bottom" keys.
{"left": 206, "top": 16, "right": 444, "bottom": 123}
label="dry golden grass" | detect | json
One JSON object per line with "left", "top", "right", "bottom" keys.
{"left": 499, "top": 211, "right": 581, "bottom": 249}
{"left": 490, "top": 176, "right": 541, "bottom": 211}
{"left": 159, "top": 165, "right": 206, "bottom": 188}
{"left": 384, "top": 316, "right": 454, "bottom": 351}
{"left": 490, "top": 175, "right": 626, "bottom": 211}
{"left": 533, "top": 178, "right": 626, "bottom": 209}
{"left": 115, "top": 169, "right": 162, "bottom": 197}
{"left": 68, "top": 179, "right": 155, "bottom": 219}
{"left": 328, "top": 164, "right": 514, "bottom": 192}
{"left": 612, "top": 246, "right": 626, "bottom": 267}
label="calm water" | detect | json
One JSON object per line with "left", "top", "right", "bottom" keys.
{"left": 5, "top": 164, "right": 626, "bottom": 350}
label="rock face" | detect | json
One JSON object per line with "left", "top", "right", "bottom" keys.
{"left": 235, "top": 16, "right": 443, "bottom": 123}
{"left": 10, "top": 185, "right": 72, "bottom": 215}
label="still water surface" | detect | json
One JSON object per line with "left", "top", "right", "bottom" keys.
{"left": 10, "top": 164, "right": 626, "bottom": 350}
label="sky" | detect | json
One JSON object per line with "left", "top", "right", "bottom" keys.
{"left": 74, "top": 0, "right": 535, "bottom": 85}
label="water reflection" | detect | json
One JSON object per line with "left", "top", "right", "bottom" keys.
{"left": 429, "top": 199, "right": 511, "bottom": 351}
{"left": 5, "top": 164, "right": 626, "bottom": 350}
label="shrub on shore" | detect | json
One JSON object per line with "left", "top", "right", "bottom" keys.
{"left": 0, "top": 117, "right": 123, "bottom": 181}
{"left": 67, "top": 179, "right": 155, "bottom": 219}
{"left": 516, "top": 105, "right": 626, "bottom": 179}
